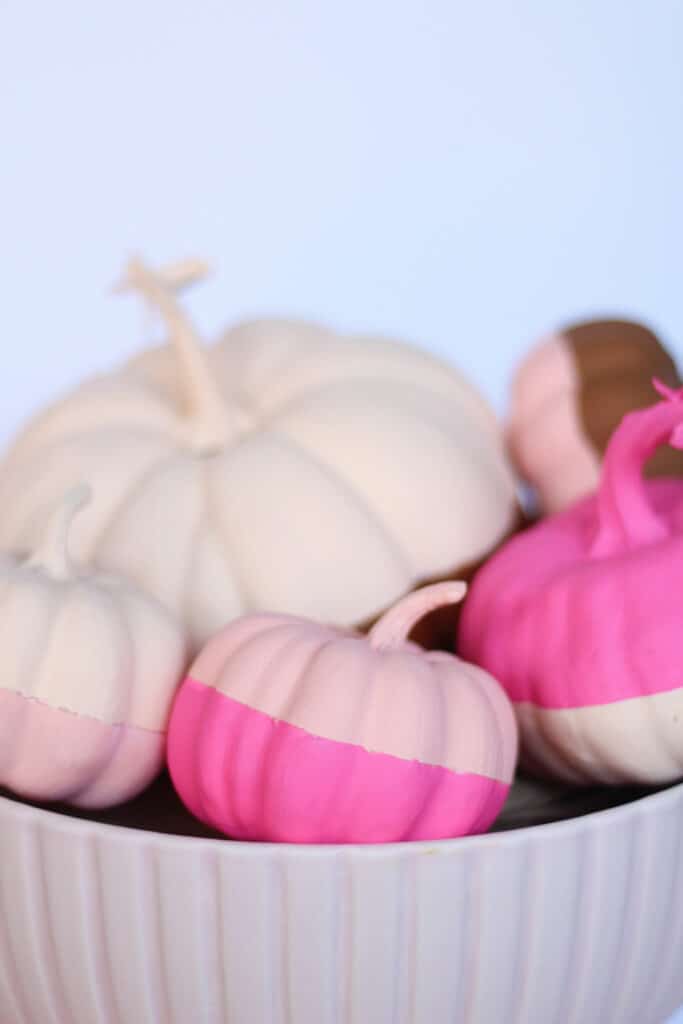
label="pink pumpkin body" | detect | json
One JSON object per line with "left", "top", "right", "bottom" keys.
{"left": 460, "top": 383, "right": 683, "bottom": 785}
{"left": 0, "top": 690, "right": 165, "bottom": 808}
{"left": 168, "top": 585, "right": 517, "bottom": 844}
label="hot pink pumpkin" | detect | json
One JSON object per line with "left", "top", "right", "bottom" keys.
{"left": 167, "top": 582, "right": 517, "bottom": 844}
{"left": 460, "top": 381, "right": 683, "bottom": 785}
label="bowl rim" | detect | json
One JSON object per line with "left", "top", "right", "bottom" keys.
{"left": 0, "top": 778, "right": 680, "bottom": 859}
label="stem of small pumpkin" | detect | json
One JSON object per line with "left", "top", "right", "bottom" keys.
{"left": 368, "top": 582, "right": 467, "bottom": 650}
{"left": 591, "top": 379, "right": 683, "bottom": 557}
{"left": 118, "top": 257, "right": 240, "bottom": 450}
{"left": 27, "top": 485, "right": 91, "bottom": 581}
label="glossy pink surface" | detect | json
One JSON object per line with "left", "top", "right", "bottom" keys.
{"left": 168, "top": 678, "right": 510, "bottom": 843}
{"left": 0, "top": 688, "right": 165, "bottom": 808}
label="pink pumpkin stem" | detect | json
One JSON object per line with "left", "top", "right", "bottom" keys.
{"left": 368, "top": 581, "right": 467, "bottom": 650}
{"left": 591, "top": 379, "right": 683, "bottom": 558}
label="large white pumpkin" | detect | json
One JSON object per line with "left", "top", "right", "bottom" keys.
{"left": 0, "top": 259, "right": 518, "bottom": 649}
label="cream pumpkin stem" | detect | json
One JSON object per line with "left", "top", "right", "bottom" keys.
{"left": 368, "top": 581, "right": 468, "bottom": 650}
{"left": 118, "top": 257, "right": 242, "bottom": 451}
{"left": 27, "top": 485, "right": 91, "bottom": 581}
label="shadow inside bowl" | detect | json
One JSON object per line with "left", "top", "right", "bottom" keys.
{"left": 0, "top": 770, "right": 674, "bottom": 843}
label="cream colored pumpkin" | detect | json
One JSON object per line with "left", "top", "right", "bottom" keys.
{"left": 0, "top": 259, "right": 517, "bottom": 650}
{"left": 0, "top": 487, "right": 187, "bottom": 808}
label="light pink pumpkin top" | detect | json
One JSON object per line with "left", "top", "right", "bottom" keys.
{"left": 188, "top": 583, "right": 517, "bottom": 784}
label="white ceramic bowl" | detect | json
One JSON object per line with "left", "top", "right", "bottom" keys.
{"left": 0, "top": 779, "right": 681, "bottom": 1024}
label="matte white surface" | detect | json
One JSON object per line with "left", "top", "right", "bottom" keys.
{"left": 0, "top": 784, "right": 681, "bottom": 1023}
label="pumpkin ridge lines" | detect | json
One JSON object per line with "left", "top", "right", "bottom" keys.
{"left": 276, "top": 635, "right": 341, "bottom": 728}
{"left": 220, "top": 681, "right": 257, "bottom": 839}
{"left": 270, "top": 375, "right": 504, "bottom": 471}
{"left": 468, "top": 663, "right": 506, "bottom": 782}
{"left": 264, "top": 427, "right": 413, "bottom": 580}
{"left": 210, "top": 626, "right": 319, "bottom": 835}
{"left": 108, "top": 582, "right": 140, "bottom": 732}
{"left": 0, "top": 379, "right": 177, "bottom": 461}
{"left": 251, "top": 629, "right": 328, "bottom": 717}
{"left": 262, "top": 372, "right": 477, "bottom": 425}
{"left": 204, "top": 457, "right": 255, "bottom": 613}
{"left": 16, "top": 576, "right": 62, "bottom": 706}
{"left": 202, "top": 620, "right": 306, "bottom": 695}
{"left": 347, "top": 642, "right": 382, "bottom": 755}
{"left": 0, "top": 427, "right": 179, "bottom": 550}
{"left": 194, "top": 686, "right": 226, "bottom": 829}
{"left": 93, "top": 450, "right": 191, "bottom": 556}
{"left": 215, "top": 317, "right": 329, "bottom": 401}
{"left": 235, "top": 331, "right": 334, "bottom": 405}
{"left": 434, "top": 658, "right": 450, "bottom": 773}
{"left": 212, "top": 681, "right": 507, "bottom": 784}
{"left": 0, "top": 420, "right": 180, "bottom": 509}
{"left": 35, "top": 580, "right": 126, "bottom": 725}
{"left": 181, "top": 460, "right": 209, "bottom": 638}
{"left": 0, "top": 569, "right": 40, "bottom": 703}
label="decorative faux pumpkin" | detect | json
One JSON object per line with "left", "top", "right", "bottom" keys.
{"left": 508, "top": 318, "right": 682, "bottom": 514}
{"left": 460, "top": 381, "right": 683, "bottom": 785}
{"left": 167, "top": 582, "right": 517, "bottom": 844}
{"left": 0, "top": 258, "right": 518, "bottom": 652}
{"left": 0, "top": 486, "right": 187, "bottom": 808}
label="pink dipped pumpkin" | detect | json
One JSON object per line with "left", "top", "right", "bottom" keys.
{"left": 167, "top": 583, "right": 517, "bottom": 844}
{"left": 460, "top": 381, "right": 683, "bottom": 785}
{"left": 0, "top": 487, "right": 187, "bottom": 808}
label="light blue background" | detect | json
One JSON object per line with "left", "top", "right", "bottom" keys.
{"left": 2, "top": 1, "right": 683, "bottom": 439}
{"left": 2, "top": 4, "right": 683, "bottom": 1020}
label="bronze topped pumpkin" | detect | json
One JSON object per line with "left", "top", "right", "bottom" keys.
{"left": 508, "top": 318, "right": 682, "bottom": 514}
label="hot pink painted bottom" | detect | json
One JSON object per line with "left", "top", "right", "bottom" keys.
{"left": 0, "top": 689, "right": 165, "bottom": 809}
{"left": 168, "top": 679, "right": 511, "bottom": 844}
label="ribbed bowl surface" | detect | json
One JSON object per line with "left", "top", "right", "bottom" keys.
{"left": 0, "top": 781, "right": 681, "bottom": 1024}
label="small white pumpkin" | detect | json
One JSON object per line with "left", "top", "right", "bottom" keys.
{"left": 0, "top": 259, "right": 518, "bottom": 650}
{"left": 0, "top": 486, "right": 187, "bottom": 809}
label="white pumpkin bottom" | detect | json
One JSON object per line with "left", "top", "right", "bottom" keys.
{"left": 0, "top": 688, "right": 166, "bottom": 809}
{"left": 516, "top": 689, "right": 683, "bottom": 785}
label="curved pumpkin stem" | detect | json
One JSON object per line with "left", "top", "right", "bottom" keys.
{"left": 591, "top": 379, "right": 683, "bottom": 557}
{"left": 117, "top": 257, "right": 246, "bottom": 451}
{"left": 368, "top": 581, "right": 467, "bottom": 650}
{"left": 27, "top": 485, "right": 91, "bottom": 581}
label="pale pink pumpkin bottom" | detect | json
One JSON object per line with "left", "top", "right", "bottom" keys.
{"left": 0, "top": 689, "right": 166, "bottom": 809}
{"left": 168, "top": 679, "right": 511, "bottom": 844}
